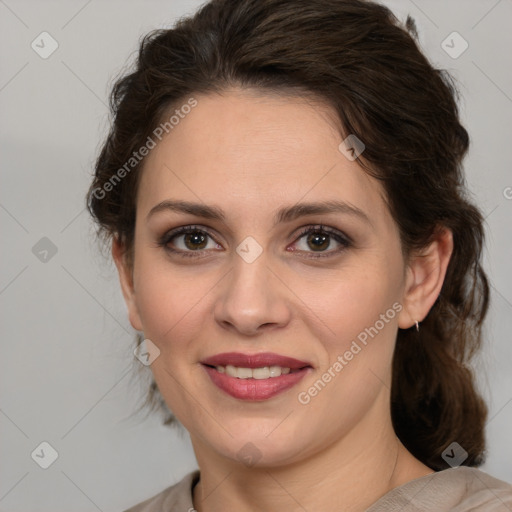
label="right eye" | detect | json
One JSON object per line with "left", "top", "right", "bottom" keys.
{"left": 158, "top": 225, "right": 223, "bottom": 258}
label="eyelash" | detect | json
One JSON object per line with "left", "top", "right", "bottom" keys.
{"left": 157, "top": 224, "right": 352, "bottom": 259}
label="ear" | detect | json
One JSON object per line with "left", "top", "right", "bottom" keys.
{"left": 398, "top": 226, "right": 454, "bottom": 329}
{"left": 112, "top": 237, "right": 143, "bottom": 332}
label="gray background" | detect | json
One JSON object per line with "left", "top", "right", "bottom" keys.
{"left": 0, "top": 0, "right": 510, "bottom": 510}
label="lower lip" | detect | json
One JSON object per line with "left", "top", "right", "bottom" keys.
{"left": 202, "top": 365, "right": 310, "bottom": 401}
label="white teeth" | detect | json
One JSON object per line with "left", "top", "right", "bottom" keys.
{"left": 269, "top": 365, "right": 280, "bottom": 377}
{"left": 252, "top": 367, "right": 270, "bottom": 379}
{"left": 216, "top": 365, "right": 293, "bottom": 379}
{"left": 225, "top": 365, "right": 237, "bottom": 377}
{"left": 237, "top": 367, "right": 253, "bottom": 379}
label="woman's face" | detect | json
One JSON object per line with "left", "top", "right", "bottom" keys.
{"left": 119, "top": 88, "right": 413, "bottom": 467}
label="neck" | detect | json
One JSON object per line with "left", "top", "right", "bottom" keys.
{"left": 191, "top": 392, "right": 433, "bottom": 512}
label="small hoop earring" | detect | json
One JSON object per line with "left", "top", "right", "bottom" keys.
{"left": 415, "top": 320, "right": 420, "bottom": 332}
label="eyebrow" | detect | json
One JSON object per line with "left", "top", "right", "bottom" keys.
{"left": 146, "top": 199, "right": 372, "bottom": 227}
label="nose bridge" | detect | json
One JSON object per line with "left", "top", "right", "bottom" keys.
{"left": 214, "top": 241, "right": 290, "bottom": 334}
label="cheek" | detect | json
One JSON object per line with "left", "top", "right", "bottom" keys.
{"left": 292, "top": 269, "right": 401, "bottom": 426}
{"left": 295, "top": 261, "right": 401, "bottom": 350}
{"left": 132, "top": 252, "right": 213, "bottom": 351}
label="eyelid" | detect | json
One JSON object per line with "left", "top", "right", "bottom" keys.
{"left": 158, "top": 225, "right": 222, "bottom": 258}
{"left": 289, "top": 224, "right": 352, "bottom": 258}
{"left": 292, "top": 224, "right": 353, "bottom": 244}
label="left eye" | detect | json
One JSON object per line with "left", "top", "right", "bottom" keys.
{"left": 291, "top": 225, "right": 351, "bottom": 257}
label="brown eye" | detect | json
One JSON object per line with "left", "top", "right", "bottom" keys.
{"left": 159, "top": 225, "right": 221, "bottom": 258}
{"left": 291, "top": 225, "right": 351, "bottom": 258}
{"left": 305, "top": 231, "right": 330, "bottom": 251}
{"left": 182, "top": 231, "right": 208, "bottom": 250}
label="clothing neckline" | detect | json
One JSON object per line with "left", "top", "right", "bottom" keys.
{"left": 188, "top": 467, "right": 443, "bottom": 508}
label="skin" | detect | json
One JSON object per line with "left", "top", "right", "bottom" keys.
{"left": 113, "top": 88, "right": 453, "bottom": 511}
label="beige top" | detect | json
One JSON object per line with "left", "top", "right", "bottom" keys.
{"left": 124, "top": 467, "right": 512, "bottom": 511}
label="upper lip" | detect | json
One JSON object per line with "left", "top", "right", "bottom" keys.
{"left": 201, "top": 352, "right": 312, "bottom": 369}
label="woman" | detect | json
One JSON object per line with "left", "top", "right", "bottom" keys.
{"left": 87, "top": 0, "right": 512, "bottom": 510}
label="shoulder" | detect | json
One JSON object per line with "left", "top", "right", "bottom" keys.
{"left": 368, "top": 467, "right": 512, "bottom": 511}
{"left": 123, "top": 470, "right": 199, "bottom": 512}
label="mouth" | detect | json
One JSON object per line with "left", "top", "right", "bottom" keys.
{"left": 201, "top": 352, "right": 313, "bottom": 401}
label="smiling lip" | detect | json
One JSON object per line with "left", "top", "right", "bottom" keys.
{"left": 201, "top": 352, "right": 311, "bottom": 369}
{"left": 201, "top": 352, "right": 312, "bottom": 401}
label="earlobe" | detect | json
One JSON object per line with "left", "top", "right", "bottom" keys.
{"left": 112, "top": 238, "right": 143, "bottom": 332}
{"left": 398, "top": 227, "right": 453, "bottom": 330}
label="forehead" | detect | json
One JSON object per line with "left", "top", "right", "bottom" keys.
{"left": 137, "top": 89, "right": 389, "bottom": 226}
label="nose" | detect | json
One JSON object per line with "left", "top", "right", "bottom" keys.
{"left": 213, "top": 251, "right": 292, "bottom": 337}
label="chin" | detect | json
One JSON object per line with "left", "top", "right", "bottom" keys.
{"left": 199, "top": 422, "right": 313, "bottom": 469}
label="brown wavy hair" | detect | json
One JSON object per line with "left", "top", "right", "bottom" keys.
{"left": 87, "top": 0, "right": 490, "bottom": 471}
